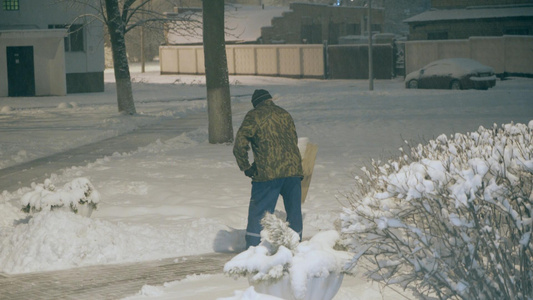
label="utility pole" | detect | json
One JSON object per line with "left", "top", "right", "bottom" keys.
{"left": 141, "top": 25, "right": 145, "bottom": 73}
{"left": 368, "top": 0, "right": 374, "bottom": 91}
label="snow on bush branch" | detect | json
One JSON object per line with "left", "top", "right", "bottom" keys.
{"left": 225, "top": 213, "right": 352, "bottom": 300}
{"left": 21, "top": 178, "right": 100, "bottom": 215}
{"left": 340, "top": 121, "right": 533, "bottom": 300}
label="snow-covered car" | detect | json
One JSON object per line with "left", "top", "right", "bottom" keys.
{"left": 405, "top": 58, "right": 497, "bottom": 90}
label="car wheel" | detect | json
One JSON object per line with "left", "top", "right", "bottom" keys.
{"left": 450, "top": 80, "right": 461, "bottom": 90}
{"left": 408, "top": 80, "right": 418, "bottom": 89}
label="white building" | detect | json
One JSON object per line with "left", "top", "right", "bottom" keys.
{"left": 164, "top": 5, "right": 290, "bottom": 45}
{"left": 0, "top": 0, "right": 104, "bottom": 96}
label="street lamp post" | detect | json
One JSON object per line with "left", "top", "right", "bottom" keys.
{"left": 141, "top": 25, "right": 145, "bottom": 73}
{"left": 368, "top": 0, "right": 374, "bottom": 90}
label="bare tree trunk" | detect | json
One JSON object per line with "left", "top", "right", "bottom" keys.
{"left": 202, "top": 1, "right": 233, "bottom": 144}
{"left": 105, "top": 0, "right": 136, "bottom": 115}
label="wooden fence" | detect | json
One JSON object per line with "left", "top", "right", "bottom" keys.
{"left": 160, "top": 44, "right": 325, "bottom": 78}
{"left": 405, "top": 36, "right": 533, "bottom": 76}
{"left": 160, "top": 43, "right": 396, "bottom": 79}
{"left": 328, "top": 44, "right": 393, "bottom": 79}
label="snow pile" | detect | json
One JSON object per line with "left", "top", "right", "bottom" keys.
{"left": 1, "top": 106, "right": 13, "bottom": 113}
{"left": 341, "top": 121, "right": 533, "bottom": 299}
{"left": 225, "top": 213, "right": 352, "bottom": 300}
{"left": 57, "top": 102, "right": 78, "bottom": 109}
{"left": 20, "top": 177, "right": 100, "bottom": 214}
{"left": 0, "top": 200, "right": 25, "bottom": 227}
{"left": 217, "top": 286, "right": 284, "bottom": 300}
{"left": 0, "top": 209, "right": 223, "bottom": 274}
{"left": 136, "top": 285, "right": 165, "bottom": 297}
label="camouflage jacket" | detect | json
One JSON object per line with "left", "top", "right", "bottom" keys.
{"left": 233, "top": 100, "right": 303, "bottom": 182}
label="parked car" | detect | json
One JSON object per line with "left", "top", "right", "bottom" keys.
{"left": 405, "top": 58, "right": 497, "bottom": 90}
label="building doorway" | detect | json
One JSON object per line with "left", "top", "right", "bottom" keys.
{"left": 7, "top": 46, "right": 35, "bottom": 97}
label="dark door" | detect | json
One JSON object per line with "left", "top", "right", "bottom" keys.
{"left": 328, "top": 22, "right": 340, "bottom": 45}
{"left": 7, "top": 46, "right": 36, "bottom": 97}
{"left": 301, "top": 24, "right": 322, "bottom": 44}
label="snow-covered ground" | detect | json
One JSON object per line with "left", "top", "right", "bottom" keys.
{"left": 0, "top": 62, "right": 531, "bottom": 299}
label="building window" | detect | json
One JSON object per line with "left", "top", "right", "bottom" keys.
{"left": 48, "top": 24, "right": 85, "bottom": 52}
{"left": 504, "top": 28, "right": 530, "bottom": 35}
{"left": 346, "top": 23, "right": 361, "bottom": 36}
{"left": 428, "top": 32, "right": 448, "bottom": 40}
{"left": 2, "top": 0, "right": 19, "bottom": 11}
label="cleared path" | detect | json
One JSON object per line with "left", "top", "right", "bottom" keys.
{"left": 0, "top": 253, "right": 234, "bottom": 300}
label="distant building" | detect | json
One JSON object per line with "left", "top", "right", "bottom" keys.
{"left": 261, "top": 3, "right": 384, "bottom": 44}
{"left": 164, "top": 2, "right": 384, "bottom": 46}
{"left": 381, "top": 0, "right": 431, "bottom": 35}
{"left": 164, "top": 5, "right": 290, "bottom": 45}
{"left": 404, "top": 0, "right": 533, "bottom": 40}
{"left": 431, "top": 0, "right": 532, "bottom": 9}
{"left": 0, "top": 0, "right": 104, "bottom": 96}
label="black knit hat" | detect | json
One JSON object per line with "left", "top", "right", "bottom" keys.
{"left": 251, "top": 89, "right": 272, "bottom": 107}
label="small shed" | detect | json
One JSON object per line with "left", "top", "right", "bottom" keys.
{"left": 0, "top": 29, "right": 67, "bottom": 97}
{"left": 1, "top": 0, "right": 105, "bottom": 96}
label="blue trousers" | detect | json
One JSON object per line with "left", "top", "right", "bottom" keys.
{"left": 245, "top": 177, "right": 303, "bottom": 248}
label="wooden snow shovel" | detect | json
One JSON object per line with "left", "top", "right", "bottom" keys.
{"left": 301, "top": 143, "right": 318, "bottom": 203}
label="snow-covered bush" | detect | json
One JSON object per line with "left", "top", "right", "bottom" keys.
{"left": 225, "top": 213, "right": 352, "bottom": 300}
{"left": 20, "top": 177, "right": 100, "bottom": 216}
{"left": 341, "top": 122, "right": 533, "bottom": 300}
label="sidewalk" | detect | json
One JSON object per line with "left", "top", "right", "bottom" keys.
{"left": 0, "top": 98, "right": 250, "bottom": 193}
{"left": 0, "top": 111, "right": 207, "bottom": 193}
{"left": 0, "top": 252, "right": 235, "bottom": 300}
{"left": 0, "top": 99, "right": 248, "bottom": 299}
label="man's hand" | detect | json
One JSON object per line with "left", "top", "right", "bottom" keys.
{"left": 244, "top": 163, "right": 257, "bottom": 178}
